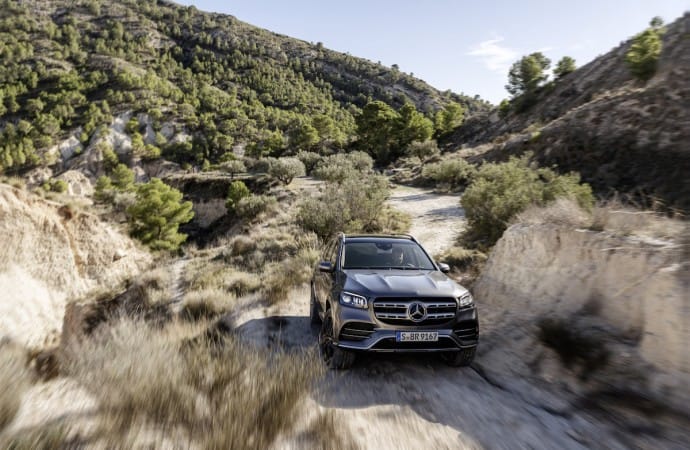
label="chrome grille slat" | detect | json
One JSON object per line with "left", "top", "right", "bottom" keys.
{"left": 373, "top": 297, "right": 457, "bottom": 325}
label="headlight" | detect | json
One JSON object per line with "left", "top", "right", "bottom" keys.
{"left": 340, "top": 292, "right": 368, "bottom": 309}
{"left": 458, "top": 292, "right": 474, "bottom": 307}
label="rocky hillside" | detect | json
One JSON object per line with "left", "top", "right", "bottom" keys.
{"left": 445, "top": 13, "right": 690, "bottom": 213}
{"left": 0, "top": 185, "right": 151, "bottom": 350}
{"left": 0, "top": 0, "right": 488, "bottom": 175}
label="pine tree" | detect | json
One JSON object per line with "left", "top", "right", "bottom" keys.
{"left": 127, "top": 179, "right": 193, "bottom": 251}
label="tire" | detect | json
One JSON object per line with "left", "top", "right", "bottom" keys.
{"left": 309, "top": 285, "right": 321, "bottom": 325}
{"left": 319, "top": 311, "right": 355, "bottom": 370}
{"left": 442, "top": 347, "right": 476, "bottom": 367}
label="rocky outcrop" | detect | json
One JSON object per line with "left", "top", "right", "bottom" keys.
{"left": 0, "top": 185, "right": 152, "bottom": 350}
{"left": 474, "top": 222, "right": 689, "bottom": 413}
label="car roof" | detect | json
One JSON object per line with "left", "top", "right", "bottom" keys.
{"left": 341, "top": 234, "right": 417, "bottom": 243}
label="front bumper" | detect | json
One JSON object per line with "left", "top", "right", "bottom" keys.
{"left": 334, "top": 304, "right": 478, "bottom": 353}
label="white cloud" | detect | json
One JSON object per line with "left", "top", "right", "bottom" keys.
{"left": 467, "top": 37, "right": 519, "bottom": 73}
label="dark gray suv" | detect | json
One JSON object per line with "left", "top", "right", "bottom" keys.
{"left": 310, "top": 234, "right": 478, "bottom": 369}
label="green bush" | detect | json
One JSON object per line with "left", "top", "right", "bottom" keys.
{"left": 219, "top": 159, "right": 246, "bottom": 179}
{"left": 312, "top": 152, "right": 373, "bottom": 183}
{"left": 127, "top": 178, "right": 194, "bottom": 251}
{"left": 421, "top": 159, "right": 477, "bottom": 190}
{"left": 235, "top": 194, "right": 277, "bottom": 220}
{"left": 406, "top": 140, "right": 440, "bottom": 163}
{"left": 267, "top": 157, "right": 305, "bottom": 185}
{"left": 297, "top": 175, "right": 390, "bottom": 239}
{"left": 462, "top": 155, "right": 594, "bottom": 246}
{"left": 295, "top": 151, "right": 322, "bottom": 175}
{"left": 43, "top": 179, "right": 68, "bottom": 193}
{"left": 225, "top": 180, "right": 250, "bottom": 213}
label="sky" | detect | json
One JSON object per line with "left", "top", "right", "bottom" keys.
{"left": 175, "top": 0, "right": 689, "bottom": 105}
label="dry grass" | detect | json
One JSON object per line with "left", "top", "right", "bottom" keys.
{"left": 515, "top": 197, "right": 685, "bottom": 242}
{"left": 63, "top": 319, "right": 324, "bottom": 449}
{"left": 375, "top": 206, "right": 412, "bottom": 235}
{"left": 590, "top": 200, "right": 685, "bottom": 240}
{"left": 180, "top": 288, "right": 233, "bottom": 321}
{"left": 0, "top": 425, "right": 70, "bottom": 449}
{"left": 436, "top": 246, "right": 487, "bottom": 287}
{"left": 0, "top": 342, "right": 31, "bottom": 432}
{"left": 514, "top": 198, "right": 591, "bottom": 228}
{"left": 263, "top": 246, "right": 319, "bottom": 305}
{"left": 0, "top": 176, "right": 26, "bottom": 190}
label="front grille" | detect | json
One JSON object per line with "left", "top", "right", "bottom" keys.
{"left": 373, "top": 297, "right": 457, "bottom": 326}
{"left": 339, "top": 322, "right": 375, "bottom": 341}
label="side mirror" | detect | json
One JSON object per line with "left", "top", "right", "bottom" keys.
{"left": 438, "top": 262, "right": 450, "bottom": 273}
{"left": 318, "top": 261, "right": 334, "bottom": 273}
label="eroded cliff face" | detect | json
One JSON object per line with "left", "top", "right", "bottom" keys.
{"left": 0, "top": 185, "right": 152, "bottom": 350}
{"left": 474, "top": 222, "right": 689, "bottom": 412}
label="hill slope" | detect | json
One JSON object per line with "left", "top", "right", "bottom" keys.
{"left": 0, "top": 0, "right": 487, "bottom": 173}
{"left": 445, "top": 13, "right": 690, "bottom": 212}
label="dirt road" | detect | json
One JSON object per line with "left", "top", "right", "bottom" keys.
{"left": 386, "top": 184, "right": 465, "bottom": 256}
{"left": 232, "top": 184, "right": 654, "bottom": 450}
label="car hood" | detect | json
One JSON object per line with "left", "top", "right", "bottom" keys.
{"left": 343, "top": 270, "right": 468, "bottom": 298}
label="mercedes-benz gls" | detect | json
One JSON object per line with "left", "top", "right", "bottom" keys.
{"left": 310, "top": 234, "right": 478, "bottom": 369}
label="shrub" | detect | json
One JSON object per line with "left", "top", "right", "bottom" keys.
{"left": 421, "top": 158, "right": 477, "bottom": 190}
{"left": 295, "top": 151, "right": 322, "bottom": 175}
{"left": 219, "top": 159, "right": 246, "bottom": 179}
{"left": 406, "top": 140, "right": 440, "bottom": 163}
{"left": 235, "top": 194, "right": 277, "bottom": 220}
{"left": 347, "top": 150, "right": 374, "bottom": 172}
{"left": 180, "top": 289, "right": 230, "bottom": 321}
{"left": 462, "top": 155, "right": 594, "bottom": 245}
{"left": 267, "top": 157, "right": 305, "bottom": 185}
{"left": 127, "top": 179, "right": 194, "bottom": 251}
{"left": 297, "top": 175, "right": 390, "bottom": 239}
{"left": 225, "top": 180, "right": 250, "bottom": 213}
{"left": 43, "top": 179, "right": 68, "bottom": 193}
{"left": 312, "top": 152, "right": 373, "bottom": 183}
{"left": 498, "top": 99, "right": 511, "bottom": 117}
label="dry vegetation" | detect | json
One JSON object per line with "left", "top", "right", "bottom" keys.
{"left": 514, "top": 197, "right": 686, "bottom": 241}
{"left": 60, "top": 319, "right": 325, "bottom": 449}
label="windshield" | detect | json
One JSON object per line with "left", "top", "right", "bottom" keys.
{"left": 341, "top": 241, "right": 436, "bottom": 270}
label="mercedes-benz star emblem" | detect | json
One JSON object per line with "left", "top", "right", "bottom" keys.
{"left": 407, "top": 302, "right": 427, "bottom": 322}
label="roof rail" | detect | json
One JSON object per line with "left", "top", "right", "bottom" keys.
{"left": 341, "top": 233, "right": 417, "bottom": 242}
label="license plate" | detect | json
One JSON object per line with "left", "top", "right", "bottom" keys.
{"left": 396, "top": 331, "right": 438, "bottom": 342}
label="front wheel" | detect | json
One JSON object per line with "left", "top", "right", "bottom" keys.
{"left": 441, "top": 347, "right": 476, "bottom": 367}
{"left": 309, "top": 285, "right": 321, "bottom": 325}
{"left": 319, "top": 312, "right": 355, "bottom": 370}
